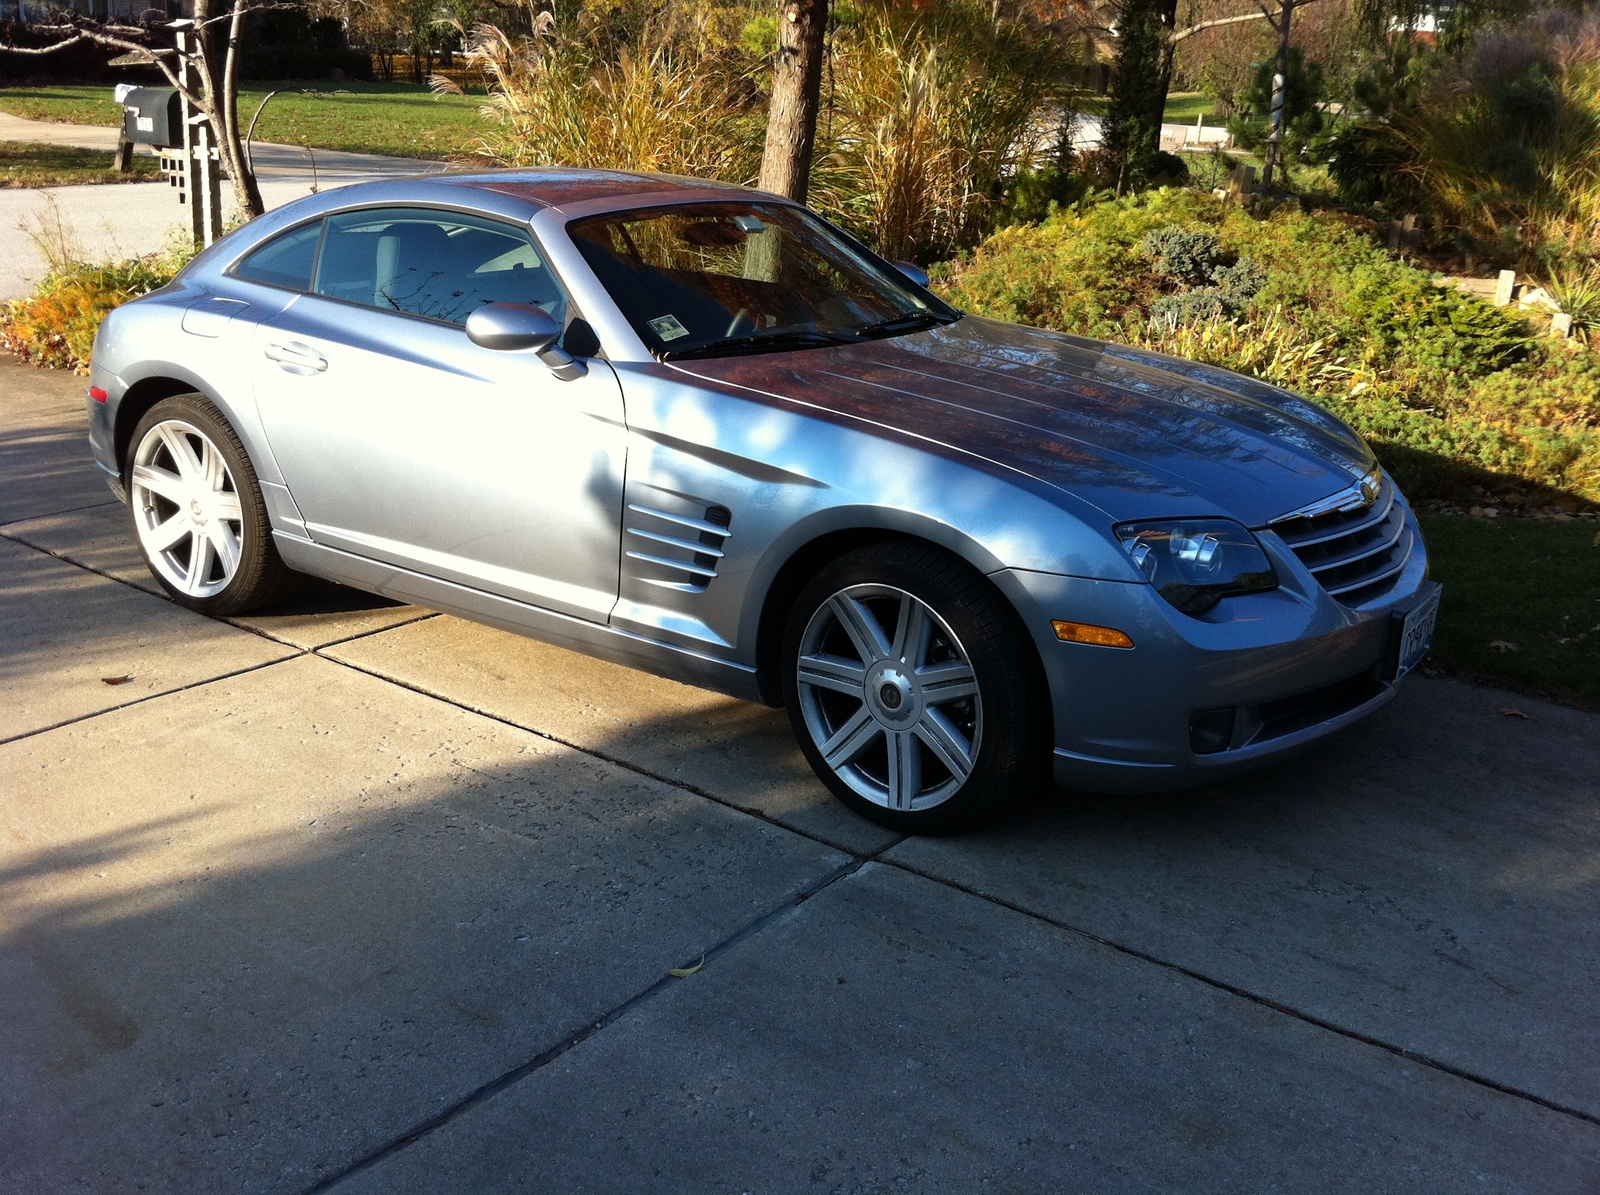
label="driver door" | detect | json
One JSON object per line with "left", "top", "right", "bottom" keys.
{"left": 248, "top": 206, "right": 626, "bottom": 622}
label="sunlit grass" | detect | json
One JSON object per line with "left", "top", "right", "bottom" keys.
{"left": 0, "top": 141, "right": 159, "bottom": 187}
{"left": 1162, "top": 92, "right": 1215, "bottom": 124}
{"left": 0, "top": 81, "right": 482, "bottom": 160}
{"left": 1077, "top": 91, "right": 1217, "bottom": 125}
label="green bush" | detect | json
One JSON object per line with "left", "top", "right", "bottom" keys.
{"left": 937, "top": 191, "right": 1600, "bottom": 503}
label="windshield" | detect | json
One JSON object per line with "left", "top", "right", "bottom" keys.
{"left": 567, "top": 202, "right": 957, "bottom": 359}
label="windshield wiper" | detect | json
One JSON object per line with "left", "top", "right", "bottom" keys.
{"left": 849, "top": 311, "right": 957, "bottom": 340}
{"left": 661, "top": 330, "right": 851, "bottom": 361}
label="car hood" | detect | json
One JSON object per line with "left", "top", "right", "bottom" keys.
{"left": 668, "top": 315, "right": 1377, "bottom": 527}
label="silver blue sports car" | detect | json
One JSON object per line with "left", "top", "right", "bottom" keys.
{"left": 86, "top": 169, "right": 1440, "bottom": 832}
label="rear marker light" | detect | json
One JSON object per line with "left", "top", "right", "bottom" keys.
{"left": 1052, "top": 620, "right": 1134, "bottom": 649}
{"left": 88, "top": 386, "right": 108, "bottom": 403}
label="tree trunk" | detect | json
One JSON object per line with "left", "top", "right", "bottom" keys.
{"left": 1102, "top": 0, "right": 1165, "bottom": 192}
{"left": 758, "top": 0, "right": 829, "bottom": 204}
{"left": 1148, "top": 0, "right": 1179, "bottom": 145}
{"left": 219, "top": 0, "right": 264, "bottom": 216}
{"left": 1260, "top": 2, "right": 1293, "bottom": 190}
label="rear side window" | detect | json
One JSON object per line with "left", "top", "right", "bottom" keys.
{"left": 311, "top": 207, "right": 568, "bottom": 327}
{"left": 233, "top": 221, "right": 322, "bottom": 291}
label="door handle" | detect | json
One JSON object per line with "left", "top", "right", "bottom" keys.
{"left": 264, "top": 341, "right": 329, "bottom": 373}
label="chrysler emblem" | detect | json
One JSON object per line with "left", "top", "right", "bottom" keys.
{"left": 1271, "top": 467, "right": 1383, "bottom": 525}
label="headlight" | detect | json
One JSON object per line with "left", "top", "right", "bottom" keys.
{"left": 1115, "top": 519, "right": 1277, "bottom": 614}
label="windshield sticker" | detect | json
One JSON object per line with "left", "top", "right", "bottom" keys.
{"left": 649, "top": 314, "right": 690, "bottom": 341}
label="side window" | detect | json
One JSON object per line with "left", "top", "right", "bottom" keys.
{"left": 233, "top": 220, "right": 322, "bottom": 291}
{"left": 312, "top": 207, "right": 568, "bottom": 328}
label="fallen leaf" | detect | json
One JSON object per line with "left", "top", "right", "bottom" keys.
{"left": 1487, "top": 640, "right": 1520, "bottom": 653}
{"left": 667, "top": 956, "right": 705, "bottom": 978}
{"left": 1498, "top": 707, "right": 1531, "bottom": 720}
{"left": 100, "top": 675, "right": 134, "bottom": 686}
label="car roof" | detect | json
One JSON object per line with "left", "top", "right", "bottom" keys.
{"left": 411, "top": 167, "right": 778, "bottom": 214}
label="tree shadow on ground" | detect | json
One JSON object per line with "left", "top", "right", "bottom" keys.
{"left": 1, "top": 650, "right": 1597, "bottom": 1194}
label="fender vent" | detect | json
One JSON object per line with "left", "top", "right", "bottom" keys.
{"left": 625, "top": 503, "right": 732, "bottom": 593}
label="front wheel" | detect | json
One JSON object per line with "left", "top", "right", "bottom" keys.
{"left": 782, "top": 541, "right": 1049, "bottom": 834}
{"left": 125, "top": 393, "right": 298, "bottom": 616}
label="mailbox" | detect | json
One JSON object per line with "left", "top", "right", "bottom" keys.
{"left": 121, "top": 87, "right": 182, "bottom": 148}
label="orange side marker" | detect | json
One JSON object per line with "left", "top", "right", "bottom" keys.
{"left": 1051, "top": 621, "right": 1135, "bottom": 649}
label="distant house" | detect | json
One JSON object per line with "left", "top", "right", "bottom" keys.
{"left": 11, "top": 0, "right": 193, "bottom": 21}
{"left": 1391, "top": 12, "right": 1441, "bottom": 45}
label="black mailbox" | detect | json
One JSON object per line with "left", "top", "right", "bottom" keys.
{"left": 121, "top": 87, "right": 183, "bottom": 148}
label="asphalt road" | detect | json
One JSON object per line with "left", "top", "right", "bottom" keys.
{"left": 0, "top": 112, "right": 446, "bottom": 300}
{"left": 2, "top": 358, "right": 1598, "bottom": 1193}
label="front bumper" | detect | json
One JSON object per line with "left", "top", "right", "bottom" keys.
{"left": 993, "top": 506, "right": 1435, "bottom": 794}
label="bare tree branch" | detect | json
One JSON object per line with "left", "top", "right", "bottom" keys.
{"left": 27, "top": 21, "right": 148, "bottom": 36}
{"left": 0, "top": 33, "right": 91, "bottom": 54}
{"left": 194, "top": 4, "right": 298, "bottom": 31}
{"left": 1116, "top": 0, "right": 1326, "bottom": 47}
{"left": 1172, "top": 9, "right": 1277, "bottom": 43}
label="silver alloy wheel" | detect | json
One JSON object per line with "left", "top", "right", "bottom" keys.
{"left": 129, "top": 418, "right": 245, "bottom": 599}
{"left": 795, "top": 583, "right": 983, "bottom": 812}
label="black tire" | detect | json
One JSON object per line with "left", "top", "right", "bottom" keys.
{"left": 124, "top": 393, "right": 299, "bottom": 616}
{"left": 781, "top": 540, "right": 1049, "bottom": 834}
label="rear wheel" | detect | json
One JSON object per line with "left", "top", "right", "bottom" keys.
{"left": 782, "top": 541, "right": 1048, "bottom": 834}
{"left": 125, "top": 393, "right": 298, "bottom": 616}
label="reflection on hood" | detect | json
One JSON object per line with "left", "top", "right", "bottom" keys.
{"left": 671, "top": 315, "right": 1376, "bottom": 527}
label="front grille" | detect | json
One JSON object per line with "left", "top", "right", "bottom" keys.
{"left": 1271, "top": 474, "right": 1411, "bottom": 606}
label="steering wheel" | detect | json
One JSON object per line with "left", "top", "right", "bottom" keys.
{"left": 725, "top": 307, "right": 757, "bottom": 337}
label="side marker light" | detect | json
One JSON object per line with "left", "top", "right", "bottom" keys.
{"left": 1052, "top": 620, "right": 1134, "bottom": 649}
{"left": 88, "top": 386, "right": 109, "bottom": 403}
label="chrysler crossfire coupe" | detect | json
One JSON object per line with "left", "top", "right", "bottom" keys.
{"left": 86, "top": 169, "right": 1440, "bottom": 832}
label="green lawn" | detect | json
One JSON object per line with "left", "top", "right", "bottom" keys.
{"left": 0, "top": 81, "right": 485, "bottom": 160}
{"left": 1077, "top": 92, "right": 1218, "bottom": 125}
{"left": 0, "top": 141, "right": 159, "bottom": 187}
{"left": 1162, "top": 92, "right": 1215, "bottom": 125}
{"left": 1417, "top": 513, "right": 1600, "bottom": 709}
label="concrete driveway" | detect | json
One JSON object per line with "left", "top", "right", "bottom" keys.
{"left": 1, "top": 359, "right": 1597, "bottom": 1193}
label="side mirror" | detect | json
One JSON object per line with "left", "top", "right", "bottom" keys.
{"left": 465, "top": 303, "right": 587, "bottom": 380}
{"left": 893, "top": 261, "right": 930, "bottom": 289}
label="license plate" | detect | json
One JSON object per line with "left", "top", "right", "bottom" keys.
{"left": 1392, "top": 586, "right": 1441, "bottom": 680}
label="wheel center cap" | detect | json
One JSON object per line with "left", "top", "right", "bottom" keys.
{"left": 865, "top": 664, "right": 917, "bottom": 728}
{"left": 189, "top": 498, "right": 207, "bottom": 525}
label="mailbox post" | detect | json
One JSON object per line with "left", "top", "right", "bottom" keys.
{"left": 172, "top": 21, "right": 223, "bottom": 248}
{"left": 117, "top": 24, "right": 224, "bottom": 248}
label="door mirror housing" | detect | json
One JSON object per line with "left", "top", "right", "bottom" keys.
{"left": 465, "top": 303, "right": 587, "bottom": 379}
{"left": 893, "top": 261, "right": 930, "bottom": 289}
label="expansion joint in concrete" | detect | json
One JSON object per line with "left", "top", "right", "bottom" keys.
{"left": 316, "top": 651, "right": 900, "bottom": 860}
{"left": 300, "top": 856, "right": 869, "bottom": 1195}
{"left": 0, "top": 498, "right": 119, "bottom": 528}
{"left": 882, "top": 857, "right": 1600, "bottom": 1131}
{"left": 0, "top": 655, "right": 298, "bottom": 748}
